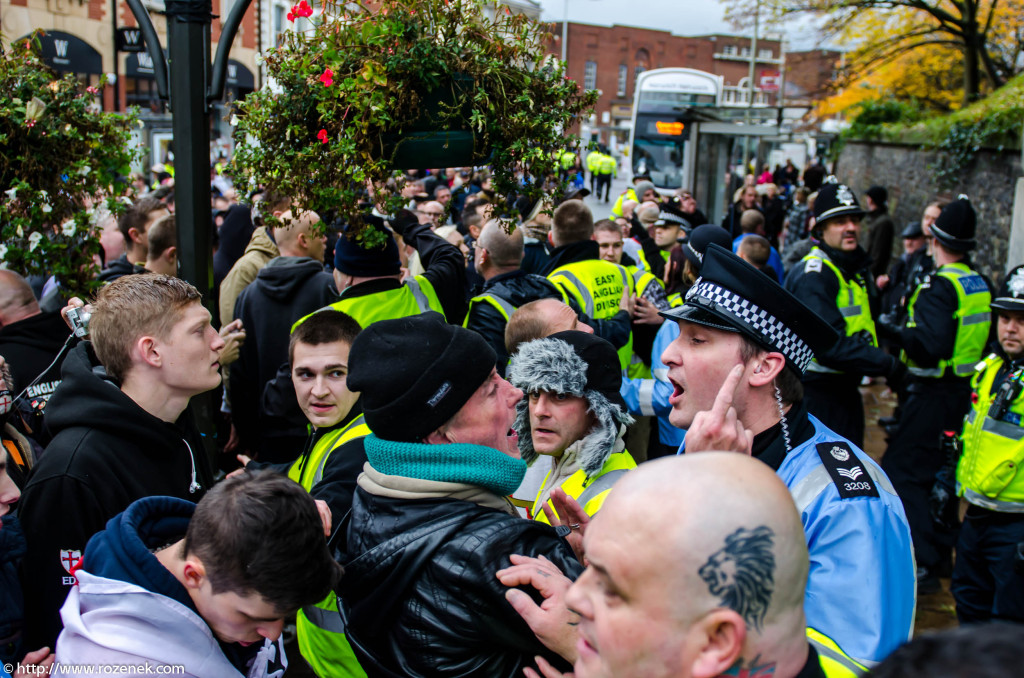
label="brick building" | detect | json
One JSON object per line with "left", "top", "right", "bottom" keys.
{"left": 545, "top": 21, "right": 835, "bottom": 144}
{"left": 1, "top": 0, "right": 260, "bottom": 167}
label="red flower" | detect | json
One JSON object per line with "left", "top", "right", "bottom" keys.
{"left": 288, "top": 0, "right": 312, "bottom": 19}
{"left": 317, "top": 129, "right": 328, "bottom": 144}
{"left": 319, "top": 67, "right": 334, "bottom": 87}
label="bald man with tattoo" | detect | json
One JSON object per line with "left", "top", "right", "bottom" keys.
{"left": 497, "top": 454, "right": 865, "bottom": 678}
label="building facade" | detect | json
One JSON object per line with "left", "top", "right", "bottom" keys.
{"left": 545, "top": 21, "right": 836, "bottom": 148}
{"left": 2, "top": 0, "right": 259, "bottom": 171}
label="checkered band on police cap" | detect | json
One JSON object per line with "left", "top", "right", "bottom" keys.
{"left": 685, "top": 279, "right": 817, "bottom": 372}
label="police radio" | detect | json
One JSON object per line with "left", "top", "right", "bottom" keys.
{"left": 989, "top": 369, "right": 1024, "bottom": 421}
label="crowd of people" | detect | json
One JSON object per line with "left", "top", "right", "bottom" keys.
{"left": 0, "top": 153, "right": 1022, "bottom": 678}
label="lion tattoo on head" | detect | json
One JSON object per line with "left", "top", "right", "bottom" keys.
{"left": 698, "top": 526, "right": 776, "bottom": 632}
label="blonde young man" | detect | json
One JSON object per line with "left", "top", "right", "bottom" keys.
{"left": 20, "top": 274, "right": 222, "bottom": 649}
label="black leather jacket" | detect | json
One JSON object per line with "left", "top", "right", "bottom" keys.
{"left": 338, "top": 487, "right": 582, "bottom": 677}
{"left": 465, "top": 271, "right": 565, "bottom": 376}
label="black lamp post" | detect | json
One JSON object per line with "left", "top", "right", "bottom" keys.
{"left": 124, "top": 0, "right": 253, "bottom": 305}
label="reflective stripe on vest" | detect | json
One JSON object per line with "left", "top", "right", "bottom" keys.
{"left": 904, "top": 263, "right": 991, "bottom": 379}
{"left": 287, "top": 415, "right": 371, "bottom": 492}
{"left": 463, "top": 293, "right": 518, "bottom": 327}
{"left": 549, "top": 260, "right": 634, "bottom": 371}
{"left": 312, "top": 419, "right": 372, "bottom": 488}
{"left": 301, "top": 596, "right": 346, "bottom": 634}
{"left": 534, "top": 451, "right": 637, "bottom": 522}
{"left": 957, "top": 354, "right": 1024, "bottom": 509}
{"left": 802, "top": 248, "right": 876, "bottom": 375}
{"left": 806, "top": 628, "right": 868, "bottom": 677}
{"left": 292, "top": 276, "right": 444, "bottom": 333}
{"left": 576, "top": 468, "right": 629, "bottom": 507}
{"left": 638, "top": 379, "right": 656, "bottom": 416}
{"left": 404, "top": 277, "right": 434, "bottom": 313}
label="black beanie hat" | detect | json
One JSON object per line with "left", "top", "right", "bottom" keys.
{"left": 333, "top": 217, "right": 401, "bottom": 277}
{"left": 931, "top": 195, "right": 977, "bottom": 252}
{"left": 347, "top": 312, "right": 497, "bottom": 441}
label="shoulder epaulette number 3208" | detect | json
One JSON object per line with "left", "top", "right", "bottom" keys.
{"left": 815, "top": 442, "right": 879, "bottom": 499}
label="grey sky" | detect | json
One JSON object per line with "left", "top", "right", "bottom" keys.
{"left": 534, "top": 0, "right": 830, "bottom": 51}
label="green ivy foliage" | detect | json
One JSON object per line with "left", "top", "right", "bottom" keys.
{"left": 0, "top": 33, "right": 141, "bottom": 297}
{"left": 230, "top": 0, "right": 598, "bottom": 244}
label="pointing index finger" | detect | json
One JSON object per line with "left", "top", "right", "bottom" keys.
{"left": 710, "top": 364, "right": 745, "bottom": 419}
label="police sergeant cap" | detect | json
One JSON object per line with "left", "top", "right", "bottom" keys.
{"left": 813, "top": 176, "right": 866, "bottom": 224}
{"left": 931, "top": 194, "right": 977, "bottom": 252}
{"left": 660, "top": 245, "right": 839, "bottom": 374}
{"left": 991, "top": 265, "right": 1024, "bottom": 312}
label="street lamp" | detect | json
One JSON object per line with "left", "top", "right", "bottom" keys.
{"left": 124, "top": 0, "right": 254, "bottom": 301}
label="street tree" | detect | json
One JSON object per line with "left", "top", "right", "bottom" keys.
{"left": 724, "top": 0, "right": 1024, "bottom": 105}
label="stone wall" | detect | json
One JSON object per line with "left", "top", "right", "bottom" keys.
{"left": 836, "top": 140, "right": 1022, "bottom": 285}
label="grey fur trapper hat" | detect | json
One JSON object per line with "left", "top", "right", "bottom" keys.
{"left": 507, "top": 331, "right": 634, "bottom": 476}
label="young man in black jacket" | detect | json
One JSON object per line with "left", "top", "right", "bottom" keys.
{"left": 18, "top": 274, "right": 222, "bottom": 650}
{"left": 339, "top": 312, "right": 583, "bottom": 677}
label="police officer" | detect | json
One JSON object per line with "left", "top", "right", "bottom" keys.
{"left": 950, "top": 264, "right": 1024, "bottom": 623}
{"left": 784, "top": 177, "right": 905, "bottom": 449}
{"left": 595, "top": 148, "right": 617, "bottom": 203}
{"left": 661, "top": 245, "right": 916, "bottom": 664}
{"left": 878, "top": 196, "right": 992, "bottom": 591}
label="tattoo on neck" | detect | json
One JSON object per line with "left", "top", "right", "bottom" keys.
{"left": 721, "top": 654, "right": 777, "bottom": 677}
{"left": 698, "top": 525, "right": 776, "bottom": 632}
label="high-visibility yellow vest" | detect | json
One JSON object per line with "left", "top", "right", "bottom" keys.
{"left": 287, "top": 414, "right": 371, "bottom": 492}
{"left": 957, "top": 353, "right": 1024, "bottom": 511}
{"left": 586, "top": 151, "right": 601, "bottom": 173}
{"left": 534, "top": 450, "right": 636, "bottom": 522}
{"left": 635, "top": 247, "right": 670, "bottom": 274}
{"left": 806, "top": 628, "right": 867, "bottom": 677}
{"left": 292, "top": 275, "right": 443, "bottom": 333}
{"left": 802, "top": 247, "right": 877, "bottom": 375}
{"left": 291, "top": 415, "right": 372, "bottom": 678}
{"left": 548, "top": 259, "right": 634, "bottom": 370}
{"left": 560, "top": 150, "right": 576, "bottom": 170}
{"left": 610, "top": 187, "right": 638, "bottom": 218}
{"left": 598, "top": 154, "right": 617, "bottom": 176}
{"left": 903, "top": 262, "right": 991, "bottom": 378}
{"left": 625, "top": 265, "right": 664, "bottom": 379}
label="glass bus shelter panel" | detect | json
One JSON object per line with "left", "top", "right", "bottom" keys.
{"left": 693, "top": 132, "right": 734, "bottom": 225}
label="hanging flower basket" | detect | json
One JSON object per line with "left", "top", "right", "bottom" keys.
{"left": 0, "top": 33, "right": 140, "bottom": 296}
{"left": 230, "top": 0, "right": 597, "bottom": 242}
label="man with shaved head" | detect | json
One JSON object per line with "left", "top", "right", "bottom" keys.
{"left": 0, "top": 270, "right": 76, "bottom": 436}
{"left": 498, "top": 453, "right": 865, "bottom": 678}
{"left": 230, "top": 209, "right": 337, "bottom": 461}
{"left": 466, "top": 221, "right": 630, "bottom": 376}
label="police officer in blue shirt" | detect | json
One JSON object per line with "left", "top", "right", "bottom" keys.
{"left": 659, "top": 244, "right": 916, "bottom": 666}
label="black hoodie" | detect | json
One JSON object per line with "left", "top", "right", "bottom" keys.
{"left": 230, "top": 257, "right": 337, "bottom": 461}
{"left": 96, "top": 254, "right": 137, "bottom": 283}
{"left": 0, "top": 311, "right": 76, "bottom": 443}
{"left": 18, "top": 342, "right": 213, "bottom": 649}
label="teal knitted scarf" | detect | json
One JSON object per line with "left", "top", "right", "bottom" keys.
{"left": 364, "top": 434, "right": 527, "bottom": 497}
